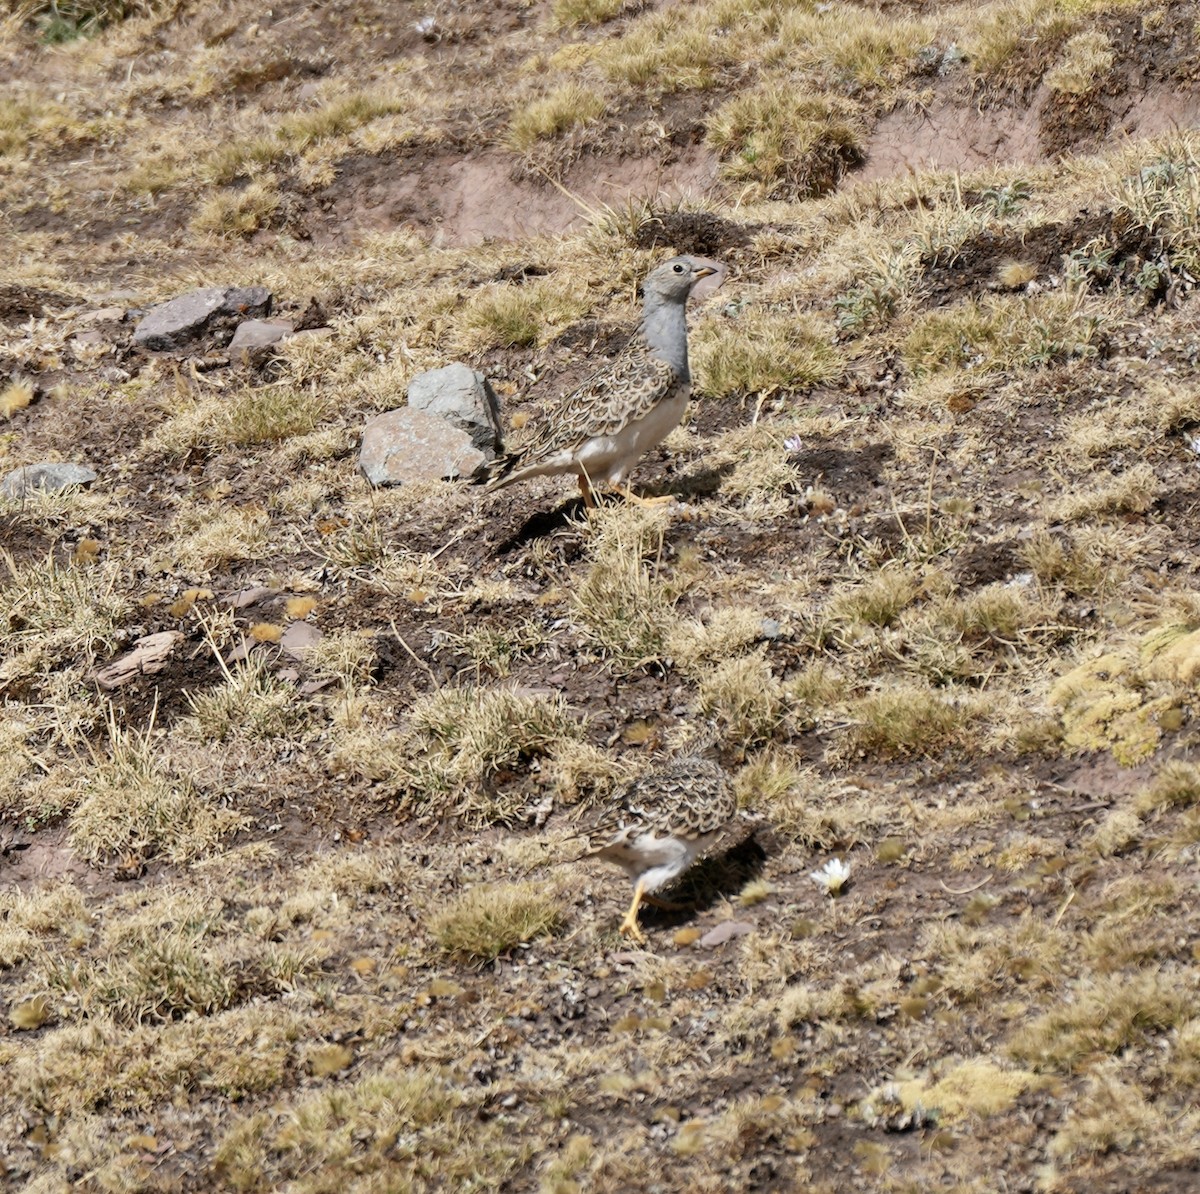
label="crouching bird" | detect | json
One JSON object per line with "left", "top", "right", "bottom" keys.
{"left": 485, "top": 254, "right": 726, "bottom": 506}
{"left": 580, "top": 753, "right": 738, "bottom": 945}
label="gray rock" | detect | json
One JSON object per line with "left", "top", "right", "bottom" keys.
{"left": 228, "top": 317, "right": 295, "bottom": 365}
{"left": 407, "top": 363, "right": 502, "bottom": 456}
{"left": 280, "top": 620, "right": 323, "bottom": 660}
{"left": 2, "top": 462, "right": 98, "bottom": 500}
{"left": 132, "top": 285, "right": 272, "bottom": 351}
{"left": 359, "top": 408, "right": 487, "bottom": 486}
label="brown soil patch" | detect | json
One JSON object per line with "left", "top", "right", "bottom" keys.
{"left": 306, "top": 144, "right": 719, "bottom": 246}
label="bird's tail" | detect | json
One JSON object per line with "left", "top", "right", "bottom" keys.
{"left": 474, "top": 448, "right": 522, "bottom": 490}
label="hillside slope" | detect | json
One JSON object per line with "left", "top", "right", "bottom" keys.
{"left": 3, "top": 2, "right": 1200, "bottom": 1190}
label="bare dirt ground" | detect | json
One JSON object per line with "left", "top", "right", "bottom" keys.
{"left": 4, "top": 1, "right": 1200, "bottom": 1191}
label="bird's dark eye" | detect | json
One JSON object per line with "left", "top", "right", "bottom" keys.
{"left": 672, "top": 263, "right": 685, "bottom": 273}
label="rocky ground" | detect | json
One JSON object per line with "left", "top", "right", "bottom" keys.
{"left": 4, "top": 1, "right": 1200, "bottom": 1190}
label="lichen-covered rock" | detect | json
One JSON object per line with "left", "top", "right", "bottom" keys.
{"left": 132, "top": 285, "right": 272, "bottom": 351}
{"left": 407, "top": 363, "right": 502, "bottom": 456}
{"left": 1, "top": 462, "right": 98, "bottom": 499}
{"left": 359, "top": 408, "right": 487, "bottom": 486}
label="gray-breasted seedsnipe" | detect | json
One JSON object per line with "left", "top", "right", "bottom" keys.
{"left": 581, "top": 754, "right": 737, "bottom": 944}
{"left": 488, "top": 254, "right": 726, "bottom": 505}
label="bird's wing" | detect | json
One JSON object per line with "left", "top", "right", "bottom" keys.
{"left": 582, "top": 758, "right": 732, "bottom": 852}
{"left": 488, "top": 332, "right": 681, "bottom": 483}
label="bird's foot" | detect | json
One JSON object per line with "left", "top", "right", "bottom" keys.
{"left": 617, "top": 913, "right": 648, "bottom": 945}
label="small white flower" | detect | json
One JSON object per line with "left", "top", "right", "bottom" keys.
{"left": 810, "top": 857, "right": 851, "bottom": 895}
{"left": 1188, "top": 433, "right": 1200, "bottom": 457}
{"left": 784, "top": 436, "right": 804, "bottom": 453}
{"left": 414, "top": 15, "right": 436, "bottom": 34}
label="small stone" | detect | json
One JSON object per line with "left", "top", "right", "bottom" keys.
{"left": 228, "top": 317, "right": 295, "bottom": 366}
{"left": 698, "top": 921, "right": 753, "bottom": 949}
{"left": 226, "top": 585, "right": 279, "bottom": 608}
{"left": 94, "top": 631, "right": 185, "bottom": 690}
{"left": 280, "top": 620, "right": 323, "bottom": 659}
{"left": 359, "top": 408, "right": 488, "bottom": 486}
{"left": 1, "top": 462, "right": 97, "bottom": 500}
{"left": 77, "top": 306, "right": 125, "bottom": 324}
{"left": 759, "top": 618, "right": 783, "bottom": 640}
{"left": 407, "top": 363, "right": 503, "bottom": 456}
{"left": 132, "top": 285, "right": 272, "bottom": 351}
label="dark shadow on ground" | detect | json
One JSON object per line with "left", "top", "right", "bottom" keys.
{"left": 640, "top": 831, "right": 768, "bottom": 931}
{"left": 494, "top": 496, "right": 588, "bottom": 553}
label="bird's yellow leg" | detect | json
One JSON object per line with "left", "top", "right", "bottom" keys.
{"left": 618, "top": 878, "right": 648, "bottom": 944}
{"left": 612, "top": 484, "right": 675, "bottom": 508}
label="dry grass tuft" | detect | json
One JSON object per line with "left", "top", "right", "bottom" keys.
{"left": 694, "top": 649, "right": 790, "bottom": 746}
{"left": 692, "top": 310, "right": 843, "bottom": 397}
{"left": 844, "top": 684, "right": 974, "bottom": 759}
{"left": 1045, "top": 30, "right": 1114, "bottom": 95}
{"left": 68, "top": 719, "right": 247, "bottom": 864}
{"left": 432, "top": 882, "right": 565, "bottom": 961}
{"left": 182, "top": 653, "right": 310, "bottom": 742}
{"left": 1009, "top": 971, "right": 1190, "bottom": 1072}
{"left": 508, "top": 84, "right": 605, "bottom": 151}
{"left": 570, "top": 503, "right": 680, "bottom": 667}
{"left": 707, "top": 88, "right": 863, "bottom": 200}
{"left": 551, "top": 0, "right": 627, "bottom": 26}
{"left": 903, "top": 293, "right": 1100, "bottom": 377}
{"left": 190, "top": 178, "right": 280, "bottom": 238}
{"left": 397, "top": 686, "right": 584, "bottom": 821}
{"left": 0, "top": 551, "right": 129, "bottom": 680}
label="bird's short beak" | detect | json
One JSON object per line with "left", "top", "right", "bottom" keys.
{"left": 693, "top": 266, "right": 718, "bottom": 279}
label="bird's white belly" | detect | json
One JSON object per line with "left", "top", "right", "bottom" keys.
{"left": 601, "top": 829, "right": 718, "bottom": 892}
{"left": 576, "top": 390, "right": 689, "bottom": 484}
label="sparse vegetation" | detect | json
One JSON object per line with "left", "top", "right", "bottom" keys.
{"left": 4, "top": 1, "right": 1200, "bottom": 1190}
{"left": 707, "top": 88, "right": 863, "bottom": 199}
{"left": 508, "top": 84, "right": 606, "bottom": 151}
{"left": 431, "top": 881, "right": 566, "bottom": 960}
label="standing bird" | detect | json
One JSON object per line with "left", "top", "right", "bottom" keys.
{"left": 487, "top": 254, "right": 726, "bottom": 506}
{"left": 580, "top": 753, "right": 737, "bottom": 945}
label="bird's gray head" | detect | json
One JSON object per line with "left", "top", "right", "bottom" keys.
{"left": 642, "top": 255, "right": 727, "bottom": 307}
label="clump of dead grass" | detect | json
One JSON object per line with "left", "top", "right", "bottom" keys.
{"left": 1009, "top": 970, "right": 1190, "bottom": 1072}
{"left": 458, "top": 274, "right": 591, "bottom": 349}
{"left": 1045, "top": 29, "right": 1113, "bottom": 94}
{"left": 149, "top": 384, "right": 330, "bottom": 455}
{"left": 902, "top": 293, "right": 1100, "bottom": 377}
{"left": 190, "top": 178, "right": 280, "bottom": 238}
{"left": 508, "top": 84, "right": 605, "bottom": 151}
{"left": 1046, "top": 463, "right": 1160, "bottom": 523}
{"left": 843, "top": 683, "right": 975, "bottom": 759}
{"left": 594, "top": 8, "right": 720, "bottom": 91}
{"left": 570, "top": 503, "right": 680, "bottom": 668}
{"left": 395, "top": 685, "right": 584, "bottom": 821}
{"left": 551, "top": 0, "right": 627, "bottom": 27}
{"left": 432, "top": 881, "right": 565, "bottom": 961}
{"left": 181, "top": 653, "right": 310, "bottom": 742}
{"left": 0, "top": 551, "right": 129, "bottom": 680}
{"left": 692, "top": 311, "right": 843, "bottom": 397}
{"left": 69, "top": 719, "right": 247, "bottom": 864}
{"left": 694, "top": 649, "right": 791, "bottom": 746}
{"left": 707, "top": 88, "right": 862, "bottom": 200}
